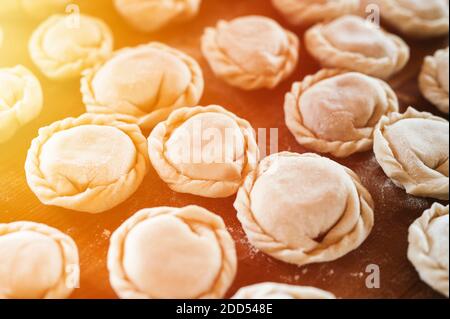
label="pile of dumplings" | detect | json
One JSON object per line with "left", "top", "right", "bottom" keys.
{"left": 0, "top": 0, "right": 448, "bottom": 299}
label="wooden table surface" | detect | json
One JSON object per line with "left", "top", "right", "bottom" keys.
{"left": 0, "top": 0, "right": 448, "bottom": 299}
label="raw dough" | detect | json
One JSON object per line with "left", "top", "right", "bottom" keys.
{"left": 107, "top": 205, "right": 237, "bottom": 299}
{"left": 114, "top": 0, "right": 202, "bottom": 33}
{"left": 234, "top": 152, "right": 374, "bottom": 266}
{"left": 373, "top": 107, "right": 449, "bottom": 200}
{"left": 408, "top": 203, "right": 449, "bottom": 297}
{"left": 272, "top": 0, "right": 360, "bottom": 27}
{"left": 376, "top": 0, "right": 449, "bottom": 38}
{"left": 285, "top": 69, "right": 399, "bottom": 157}
{"left": 25, "top": 113, "right": 149, "bottom": 214}
{"left": 0, "top": 0, "right": 70, "bottom": 19}
{"left": 0, "top": 65, "right": 43, "bottom": 144}
{"left": 29, "top": 14, "right": 114, "bottom": 80}
{"left": 305, "top": 15, "right": 410, "bottom": 79}
{"left": 202, "top": 15, "right": 299, "bottom": 90}
{"left": 232, "top": 282, "right": 336, "bottom": 299}
{"left": 81, "top": 42, "right": 204, "bottom": 130}
{"left": 419, "top": 47, "right": 449, "bottom": 113}
{"left": 0, "top": 221, "right": 79, "bottom": 299}
{"left": 148, "top": 105, "right": 259, "bottom": 198}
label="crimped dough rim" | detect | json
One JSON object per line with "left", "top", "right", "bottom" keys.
{"left": 107, "top": 205, "right": 237, "bottom": 299}
{"left": 81, "top": 42, "right": 204, "bottom": 130}
{"left": 29, "top": 14, "right": 113, "bottom": 80}
{"left": 25, "top": 113, "right": 149, "bottom": 214}
{"left": 408, "top": 203, "right": 449, "bottom": 297}
{"left": 0, "top": 221, "right": 79, "bottom": 299}
{"left": 148, "top": 105, "right": 260, "bottom": 198}
{"left": 232, "top": 282, "right": 336, "bottom": 299}
{"left": 234, "top": 152, "right": 375, "bottom": 267}
{"left": 284, "top": 69, "right": 399, "bottom": 158}
{"left": 373, "top": 107, "right": 449, "bottom": 200}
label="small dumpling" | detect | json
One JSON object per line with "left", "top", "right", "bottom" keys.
{"left": 25, "top": 113, "right": 149, "bottom": 214}
{"left": 0, "top": 221, "right": 79, "bottom": 299}
{"left": 232, "top": 282, "right": 336, "bottom": 299}
{"left": 272, "top": 0, "right": 360, "bottom": 27}
{"left": 234, "top": 152, "right": 374, "bottom": 267}
{"left": 374, "top": 107, "right": 449, "bottom": 200}
{"left": 29, "top": 14, "right": 113, "bottom": 80}
{"left": 114, "top": 0, "right": 202, "bottom": 33}
{"left": 376, "top": 0, "right": 449, "bottom": 38}
{"left": 148, "top": 105, "right": 259, "bottom": 198}
{"left": 285, "top": 69, "right": 399, "bottom": 157}
{"left": 202, "top": 16, "right": 299, "bottom": 90}
{"left": 0, "top": 65, "right": 43, "bottom": 144}
{"left": 107, "top": 205, "right": 237, "bottom": 299}
{"left": 0, "top": 0, "right": 70, "bottom": 19}
{"left": 81, "top": 42, "right": 204, "bottom": 130}
{"left": 305, "top": 15, "right": 410, "bottom": 79}
{"left": 419, "top": 47, "right": 449, "bottom": 113}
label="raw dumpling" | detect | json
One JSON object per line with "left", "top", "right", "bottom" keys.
{"left": 0, "top": 221, "right": 79, "bottom": 299}
{"left": 272, "top": 0, "right": 360, "bottom": 27}
{"left": 408, "top": 203, "right": 449, "bottom": 297}
{"left": 107, "top": 205, "right": 237, "bottom": 299}
{"left": 148, "top": 105, "right": 259, "bottom": 198}
{"left": 29, "top": 14, "right": 114, "bottom": 80}
{"left": 114, "top": 0, "right": 202, "bottom": 33}
{"left": 81, "top": 42, "right": 204, "bottom": 130}
{"left": 305, "top": 15, "right": 410, "bottom": 79}
{"left": 234, "top": 152, "right": 374, "bottom": 267}
{"left": 202, "top": 15, "right": 299, "bottom": 90}
{"left": 232, "top": 282, "right": 336, "bottom": 299}
{"left": 285, "top": 69, "right": 399, "bottom": 157}
{"left": 419, "top": 47, "right": 449, "bottom": 113}
{"left": 0, "top": 65, "right": 43, "bottom": 144}
{"left": 373, "top": 107, "right": 449, "bottom": 200}
{"left": 0, "top": 0, "right": 70, "bottom": 19}
{"left": 25, "top": 113, "right": 149, "bottom": 214}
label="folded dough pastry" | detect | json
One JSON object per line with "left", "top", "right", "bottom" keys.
{"left": 82, "top": 42, "right": 204, "bottom": 130}
{"left": 305, "top": 15, "right": 410, "bottom": 79}
{"left": 114, "top": 0, "right": 201, "bottom": 33}
{"left": 234, "top": 152, "right": 374, "bottom": 267}
{"left": 285, "top": 69, "right": 399, "bottom": 158}
{"left": 373, "top": 107, "right": 449, "bottom": 200}
{"left": 408, "top": 203, "right": 449, "bottom": 297}
{"left": 0, "top": 0, "right": 70, "bottom": 19}
{"left": 29, "top": 14, "right": 114, "bottom": 80}
{"left": 25, "top": 113, "right": 149, "bottom": 214}
{"left": 232, "top": 282, "right": 336, "bottom": 299}
{"left": 107, "top": 205, "right": 237, "bottom": 299}
{"left": 148, "top": 105, "right": 259, "bottom": 198}
{"left": 376, "top": 0, "right": 449, "bottom": 38}
{"left": 0, "top": 65, "right": 43, "bottom": 144}
{"left": 0, "top": 221, "right": 79, "bottom": 299}
{"left": 419, "top": 47, "right": 449, "bottom": 114}
{"left": 271, "top": 0, "right": 360, "bottom": 27}
{"left": 201, "top": 15, "right": 299, "bottom": 90}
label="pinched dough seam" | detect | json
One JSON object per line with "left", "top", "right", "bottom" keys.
{"left": 232, "top": 282, "right": 336, "bottom": 299}
{"left": 304, "top": 22, "right": 410, "bottom": 79}
{"left": 148, "top": 105, "right": 260, "bottom": 198}
{"left": 25, "top": 113, "right": 149, "bottom": 214}
{"left": 81, "top": 42, "right": 204, "bottom": 130}
{"left": 271, "top": 0, "right": 359, "bottom": 27}
{"left": 377, "top": 0, "right": 449, "bottom": 38}
{"left": 234, "top": 152, "right": 375, "bottom": 267}
{"left": 419, "top": 48, "right": 449, "bottom": 113}
{"left": 29, "top": 14, "right": 114, "bottom": 80}
{"left": 373, "top": 107, "right": 449, "bottom": 200}
{"left": 107, "top": 206, "right": 237, "bottom": 299}
{"left": 0, "top": 221, "right": 79, "bottom": 299}
{"left": 201, "top": 21, "right": 299, "bottom": 90}
{"left": 284, "top": 69, "right": 399, "bottom": 158}
{"left": 408, "top": 203, "right": 449, "bottom": 297}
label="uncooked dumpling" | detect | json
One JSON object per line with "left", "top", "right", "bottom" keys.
{"left": 0, "top": 0, "right": 70, "bottom": 19}
{"left": 285, "top": 69, "right": 399, "bottom": 157}
{"left": 232, "top": 282, "right": 336, "bottom": 299}
{"left": 25, "top": 113, "right": 149, "bottom": 213}
{"left": 234, "top": 152, "right": 374, "bottom": 266}
{"left": 107, "top": 205, "right": 237, "bottom": 299}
